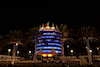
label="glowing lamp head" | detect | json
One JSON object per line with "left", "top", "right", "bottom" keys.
{"left": 42, "top": 54, "right": 47, "bottom": 57}
{"left": 67, "top": 45, "right": 69, "bottom": 48}
{"left": 70, "top": 50, "right": 73, "bottom": 53}
{"left": 8, "top": 49, "right": 11, "bottom": 52}
{"left": 90, "top": 50, "right": 92, "bottom": 53}
{"left": 16, "top": 43, "right": 18, "bottom": 46}
{"left": 29, "top": 50, "right": 31, "bottom": 54}
{"left": 48, "top": 54, "right": 52, "bottom": 57}
{"left": 17, "top": 51, "right": 19, "bottom": 54}
{"left": 86, "top": 46, "right": 87, "bottom": 49}
{"left": 97, "top": 47, "right": 99, "bottom": 50}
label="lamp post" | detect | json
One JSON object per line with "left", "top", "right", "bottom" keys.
{"left": 70, "top": 50, "right": 73, "bottom": 59}
{"left": 70, "top": 50, "right": 73, "bottom": 56}
{"left": 67, "top": 45, "right": 69, "bottom": 55}
{"left": 8, "top": 49, "right": 11, "bottom": 55}
{"left": 97, "top": 47, "right": 99, "bottom": 55}
{"left": 29, "top": 50, "right": 32, "bottom": 60}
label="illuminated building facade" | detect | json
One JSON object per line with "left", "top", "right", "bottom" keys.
{"left": 35, "top": 22, "right": 62, "bottom": 60}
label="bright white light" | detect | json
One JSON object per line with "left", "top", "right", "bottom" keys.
{"left": 90, "top": 50, "right": 92, "bottom": 53}
{"left": 70, "top": 50, "right": 73, "bottom": 53}
{"left": 16, "top": 43, "right": 18, "bottom": 46}
{"left": 86, "top": 46, "right": 87, "bottom": 49}
{"left": 29, "top": 50, "right": 31, "bottom": 54}
{"left": 67, "top": 45, "right": 69, "bottom": 48}
{"left": 8, "top": 49, "right": 11, "bottom": 52}
{"left": 97, "top": 47, "right": 99, "bottom": 50}
{"left": 17, "top": 51, "right": 19, "bottom": 54}
{"left": 56, "top": 51, "right": 58, "bottom": 53}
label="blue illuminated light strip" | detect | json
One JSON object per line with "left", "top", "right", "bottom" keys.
{"left": 37, "top": 43, "right": 46, "bottom": 46}
{"left": 55, "top": 50, "right": 62, "bottom": 53}
{"left": 42, "top": 50, "right": 52, "bottom": 52}
{"left": 37, "top": 43, "right": 62, "bottom": 47}
{"left": 37, "top": 46, "right": 62, "bottom": 50}
{"left": 42, "top": 33, "right": 57, "bottom": 35}
{"left": 59, "top": 41, "right": 62, "bottom": 43}
{"left": 41, "top": 36, "right": 45, "bottom": 38}
{"left": 56, "top": 37, "right": 60, "bottom": 39}
{"left": 45, "top": 39, "right": 52, "bottom": 41}
{"left": 39, "top": 40, "right": 43, "bottom": 42}
{"left": 45, "top": 36, "right": 55, "bottom": 38}
{"left": 48, "top": 43, "right": 62, "bottom": 47}
{"left": 37, "top": 43, "right": 41, "bottom": 46}
{"left": 36, "top": 50, "right": 61, "bottom": 53}
{"left": 38, "top": 37, "right": 41, "bottom": 39}
{"left": 36, "top": 51, "right": 39, "bottom": 53}
{"left": 53, "top": 40, "right": 59, "bottom": 42}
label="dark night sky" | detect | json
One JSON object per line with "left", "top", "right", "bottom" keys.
{"left": 0, "top": 1, "right": 100, "bottom": 35}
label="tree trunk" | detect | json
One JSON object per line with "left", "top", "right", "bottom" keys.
{"left": 34, "top": 42, "right": 37, "bottom": 63}
{"left": 86, "top": 39, "right": 93, "bottom": 65}
{"left": 11, "top": 44, "right": 16, "bottom": 65}
{"left": 61, "top": 41, "right": 65, "bottom": 63}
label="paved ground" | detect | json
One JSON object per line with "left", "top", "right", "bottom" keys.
{"left": 0, "top": 61, "right": 100, "bottom": 67}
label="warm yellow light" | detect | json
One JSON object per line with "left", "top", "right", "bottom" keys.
{"left": 41, "top": 27, "right": 44, "bottom": 30}
{"left": 51, "top": 27, "right": 55, "bottom": 29}
{"left": 46, "top": 26, "right": 50, "bottom": 29}
{"left": 48, "top": 54, "right": 52, "bottom": 57}
{"left": 42, "top": 54, "right": 47, "bottom": 57}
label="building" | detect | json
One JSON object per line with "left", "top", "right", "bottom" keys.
{"left": 35, "top": 22, "right": 62, "bottom": 62}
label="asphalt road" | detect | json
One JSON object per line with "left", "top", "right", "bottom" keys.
{"left": 0, "top": 61, "right": 100, "bottom": 67}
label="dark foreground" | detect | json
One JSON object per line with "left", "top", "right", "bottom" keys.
{"left": 0, "top": 62, "right": 100, "bottom": 67}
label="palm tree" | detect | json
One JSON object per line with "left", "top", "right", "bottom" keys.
{"left": 5, "top": 30, "right": 23, "bottom": 65}
{"left": 25, "top": 27, "right": 39, "bottom": 63}
{"left": 58, "top": 24, "right": 74, "bottom": 63}
{"left": 78, "top": 25, "right": 98, "bottom": 65}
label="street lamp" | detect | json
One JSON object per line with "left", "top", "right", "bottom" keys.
{"left": 70, "top": 49, "right": 73, "bottom": 59}
{"left": 70, "top": 50, "right": 73, "bottom": 53}
{"left": 67, "top": 45, "right": 69, "bottom": 48}
{"left": 86, "top": 46, "right": 87, "bottom": 49}
{"left": 70, "top": 49, "right": 73, "bottom": 56}
{"left": 67, "top": 45, "right": 69, "bottom": 55}
{"left": 16, "top": 43, "right": 18, "bottom": 46}
{"left": 29, "top": 50, "right": 31, "bottom": 54}
{"left": 97, "top": 47, "right": 99, "bottom": 55}
{"left": 97, "top": 47, "right": 99, "bottom": 50}
{"left": 8, "top": 49, "right": 11, "bottom": 55}
{"left": 17, "top": 51, "right": 19, "bottom": 56}
{"left": 90, "top": 50, "right": 92, "bottom": 53}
